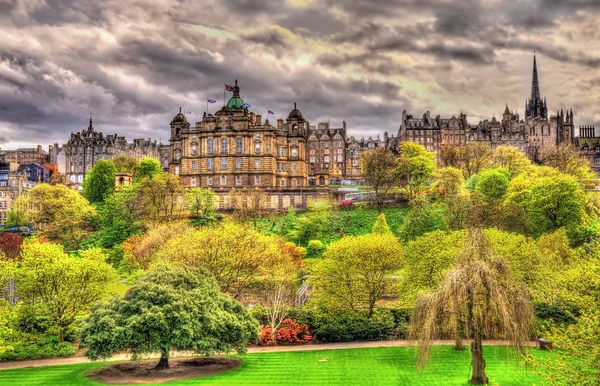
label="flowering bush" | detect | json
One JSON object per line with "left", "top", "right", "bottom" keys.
{"left": 258, "top": 318, "right": 312, "bottom": 345}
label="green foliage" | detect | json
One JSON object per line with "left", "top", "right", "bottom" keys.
{"left": 313, "top": 310, "right": 395, "bottom": 342}
{"left": 134, "top": 157, "right": 163, "bottom": 182}
{"left": 475, "top": 168, "right": 509, "bottom": 200}
{"left": 401, "top": 230, "right": 464, "bottom": 302}
{"left": 82, "top": 160, "right": 116, "bottom": 204}
{"left": 0, "top": 338, "right": 76, "bottom": 361}
{"left": 372, "top": 213, "right": 392, "bottom": 235}
{"left": 435, "top": 166, "right": 464, "bottom": 197}
{"left": 464, "top": 173, "right": 478, "bottom": 191}
{"left": 400, "top": 196, "right": 447, "bottom": 241}
{"left": 16, "top": 240, "right": 118, "bottom": 342}
{"left": 80, "top": 265, "right": 259, "bottom": 364}
{"left": 289, "top": 206, "right": 333, "bottom": 245}
{"left": 112, "top": 156, "right": 138, "bottom": 174}
{"left": 528, "top": 176, "right": 586, "bottom": 239}
{"left": 397, "top": 143, "right": 436, "bottom": 194}
{"left": 185, "top": 188, "right": 217, "bottom": 218}
{"left": 306, "top": 240, "right": 325, "bottom": 258}
{"left": 91, "top": 186, "right": 142, "bottom": 249}
{"left": 360, "top": 149, "right": 399, "bottom": 212}
{"left": 310, "top": 233, "right": 402, "bottom": 316}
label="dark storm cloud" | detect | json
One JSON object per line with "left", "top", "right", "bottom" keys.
{"left": 0, "top": 0, "right": 598, "bottom": 147}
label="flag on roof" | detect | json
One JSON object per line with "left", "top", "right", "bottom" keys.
{"left": 243, "top": 103, "right": 251, "bottom": 108}
{"left": 268, "top": 110, "right": 274, "bottom": 115}
{"left": 225, "top": 84, "right": 234, "bottom": 92}
{"left": 208, "top": 99, "right": 216, "bottom": 103}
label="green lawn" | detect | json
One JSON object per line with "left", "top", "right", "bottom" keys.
{"left": 0, "top": 346, "right": 550, "bottom": 386}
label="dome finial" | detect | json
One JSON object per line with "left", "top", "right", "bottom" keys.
{"left": 179, "top": 107, "right": 182, "bottom": 114}
{"left": 294, "top": 102, "right": 297, "bottom": 110}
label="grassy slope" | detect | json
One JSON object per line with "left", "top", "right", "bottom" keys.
{"left": 0, "top": 346, "right": 550, "bottom": 386}
{"left": 257, "top": 207, "right": 408, "bottom": 246}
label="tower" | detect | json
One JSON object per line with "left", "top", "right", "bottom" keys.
{"left": 525, "top": 55, "right": 548, "bottom": 120}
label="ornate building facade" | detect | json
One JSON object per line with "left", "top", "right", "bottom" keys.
{"left": 160, "top": 81, "right": 317, "bottom": 208}
{"left": 50, "top": 116, "right": 160, "bottom": 189}
{"left": 0, "top": 162, "right": 37, "bottom": 225}
{"left": 397, "top": 55, "right": 575, "bottom": 162}
{"left": 576, "top": 125, "right": 600, "bottom": 175}
{"left": 0, "top": 145, "right": 49, "bottom": 164}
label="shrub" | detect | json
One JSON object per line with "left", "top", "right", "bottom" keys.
{"left": 306, "top": 240, "right": 325, "bottom": 258}
{"left": 258, "top": 319, "right": 312, "bottom": 345}
{"left": 0, "top": 337, "right": 77, "bottom": 361}
{"left": 313, "top": 310, "right": 395, "bottom": 343}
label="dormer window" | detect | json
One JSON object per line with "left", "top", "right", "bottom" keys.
{"left": 583, "top": 145, "right": 589, "bottom": 152}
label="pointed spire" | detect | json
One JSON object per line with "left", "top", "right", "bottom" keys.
{"left": 179, "top": 107, "right": 182, "bottom": 114}
{"left": 88, "top": 113, "right": 93, "bottom": 132}
{"left": 531, "top": 54, "right": 541, "bottom": 102}
{"left": 503, "top": 102, "right": 511, "bottom": 116}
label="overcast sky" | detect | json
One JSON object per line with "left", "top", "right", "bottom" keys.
{"left": 1, "top": 0, "right": 599, "bottom": 149}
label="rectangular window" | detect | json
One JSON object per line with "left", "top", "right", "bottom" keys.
{"left": 255, "top": 143, "right": 261, "bottom": 154}
{"left": 236, "top": 158, "right": 242, "bottom": 169}
{"left": 255, "top": 159, "right": 261, "bottom": 169}
{"left": 255, "top": 133, "right": 261, "bottom": 140}
{"left": 280, "top": 179, "right": 285, "bottom": 187}
{"left": 236, "top": 138, "right": 242, "bottom": 153}
{"left": 310, "top": 149, "right": 315, "bottom": 155}
{"left": 309, "top": 157, "right": 315, "bottom": 163}
{"left": 236, "top": 176, "right": 241, "bottom": 185}
{"left": 207, "top": 159, "right": 213, "bottom": 170}
{"left": 292, "top": 164, "right": 296, "bottom": 172}
{"left": 292, "top": 180, "right": 297, "bottom": 187}
{"left": 191, "top": 160, "right": 197, "bottom": 170}
{"left": 175, "top": 166, "right": 180, "bottom": 175}
{"left": 221, "top": 159, "right": 227, "bottom": 169}
{"left": 207, "top": 177, "right": 213, "bottom": 185}
{"left": 192, "top": 145, "right": 197, "bottom": 155}
{"left": 221, "top": 138, "right": 228, "bottom": 154}
{"left": 191, "top": 177, "right": 196, "bottom": 186}
{"left": 255, "top": 176, "right": 260, "bottom": 185}
{"left": 324, "top": 156, "right": 330, "bottom": 163}
{"left": 221, "top": 176, "right": 226, "bottom": 185}
{"left": 208, "top": 139, "right": 214, "bottom": 154}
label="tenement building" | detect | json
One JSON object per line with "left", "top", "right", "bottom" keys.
{"left": 50, "top": 116, "right": 160, "bottom": 189}
{"left": 576, "top": 125, "right": 600, "bottom": 175}
{"left": 0, "top": 162, "right": 37, "bottom": 225}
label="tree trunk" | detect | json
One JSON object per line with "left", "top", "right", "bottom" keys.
{"left": 58, "top": 327, "right": 65, "bottom": 344}
{"left": 154, "top": 348, "right": 170, "bottom": 370}
{"left": 469, "top": 334, "right": 488, "bottom": 385}
{"left": 454, "top": 337, "right": 465, "bottom": 351}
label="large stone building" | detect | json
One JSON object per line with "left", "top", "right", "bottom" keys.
{"left": 396, "top": 55, "right": 575, "bottom": 162}
{"left": 50, "top": 116, "right": 161, "bottom": 189}
{"left": 160, "top": 81, "right": 320, "bottom": 208}
{"left": 0, "top": 145, "right": 49, "bottom": 164}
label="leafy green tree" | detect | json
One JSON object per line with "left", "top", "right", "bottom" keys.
{"left": 435, "top": 167, "right": 464, "bottom": 197}
{"left": 372, "top": 213, "right": 392, "bottom": 235}
{"left": 456, "top": 143, "right": 493, "bottom": 178}
{"left": 80, "top": 265, "right": 259, "bottom": 370}
{"left": 93, "top": 186, "right": 142, "bottom": 248}
{"left": 397, "top": 143, "right": 436, "bottom": 195}
{"left": 16, "top": 240, "right": 117, "bottom": 342}
{"left": 528, "top": 176, "right": 586, "bottom": 238}
{"left": 82, "top": 160, "right": 116, "bottom": 204}
{"left": 134, "top": 157, "right": 163, "bottom": 182}
{"left": 185, "top": 188, "right": 217, "bottom": 218}
{"left": 400, "top": 195, "right": 447, "bottom": 241}
{"left": 12, "top": 184, "right": 96, "bottom": 249}
{"left": 310, "top": 233, "right": 403, "bottom": 317}
{"left": 155, "top": 222, "right": 298, "bottom": 298}
{"left": 360, "top": 149, "right": 399, "bottom": 213}
{"left": 410, "top": 229, "right": 533, "bottom": 385}
{"left": 290, "top": 201, "right": 333, "bottom": 245}
{"left": 401, "top": 230, "right": 464, "bottom": 302}
{"left": 112, "top": 156, "right": 139, "bottom": 174}
{"left": 0, "top": 300, "right": 12, "bottom": 356}
{"left": 475, "top": 169, "right": 509, "bottom": 201}
{"left": 492, "top": 146, "right": 531, "bottom": 176}
{"left": 137, "top": 173, "right": 184, "bottom": 222}
{"left": 540, "top": 143, "right": 596, "bottom": 186}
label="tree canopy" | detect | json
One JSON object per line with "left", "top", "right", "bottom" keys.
{"left": 80, "top": 265, "right": 259, "bottom": 370}
{"left": 82, "top": 160, "right": 116, "bottom": 204}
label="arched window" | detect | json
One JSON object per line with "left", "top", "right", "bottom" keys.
{"left": 175, "top": 150, "right": 181, "bottom": 160}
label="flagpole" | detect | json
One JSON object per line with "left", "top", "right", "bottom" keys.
{"left": 206, "top": 99, "right": 208, "bottom": 114}
{"left": 223, "top": 84, "right": 225, "bottom": 106}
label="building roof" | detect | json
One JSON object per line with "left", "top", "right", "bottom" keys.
{"left": 171, "top": 107, "right": 188, "bottom": 124}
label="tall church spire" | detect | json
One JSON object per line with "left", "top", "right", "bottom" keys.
{"left": 525, "top": 54, "right": 547, "bottom": 120}
{"left": 531, "top": 54, "right": 540, "bottom": 102}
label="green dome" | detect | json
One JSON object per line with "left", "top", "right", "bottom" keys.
{"left": 227, "top": 96, "right": 245, "bottom": 109}
{"left": 171, "top": 107, "right": 187, "bottom": 124}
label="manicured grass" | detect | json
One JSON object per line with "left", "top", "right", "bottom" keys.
{"left": 0, "top": 346, "right": 550, "bottom": 386}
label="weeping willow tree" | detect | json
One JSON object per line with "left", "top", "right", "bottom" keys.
{"left": 409, "top": 229, "right": 533, "bottom": 385}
